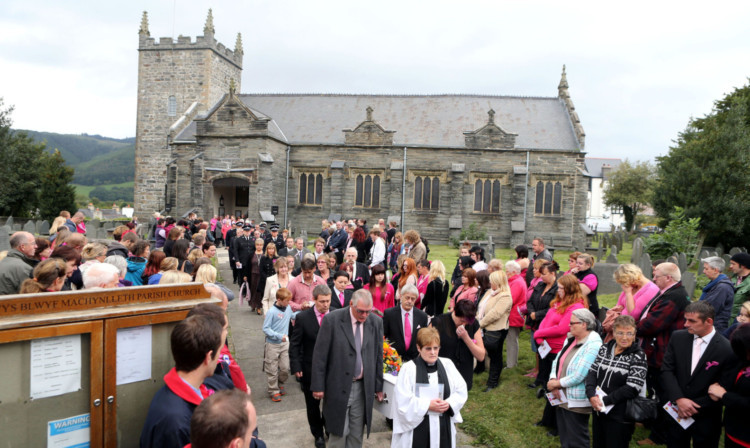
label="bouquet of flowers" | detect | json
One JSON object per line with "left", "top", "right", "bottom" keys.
{"left": 383, "top": 337, "right": 403, "bottom": 376}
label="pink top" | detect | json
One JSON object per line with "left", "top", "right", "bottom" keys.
{"left": 287, "top": 274, "right": 326, "bottom": 312}
{"left": 416, "top": 274, "right": 429, "bottom": 298}
{"left": 365, "top": 283, "right": 395, "bottom": 313}
{"left": 579, "top": 273, "right": 598, "bottom": 291}
{"left": 535, "top": 300, "right": 585, "bottom": 353}
{"left": 76, "top": 222, "right": 86, "bottom": 234}
{"left": 314, "top": 307, "right": 328, "bottom": 326}
{"left": 210, "top": 218, "right": 218, "bottom": 232}
{"left": 615, "top": 281, "right": 660, "bottom": 320}
{"left": 508, "top": 274, "right": 527, "bottom": 327}
{"left": 526, "top": 277, "right": 542, "bottom": 301}
{"left": 450, "top": 285, "right": 478, "bottom": 310}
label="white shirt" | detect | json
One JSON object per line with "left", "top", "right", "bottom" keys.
{"left": 370, "top": 238, "right": 386, "bottom": 267}
{"left": 694, "top": 327, "right": 716, "bottom": 360}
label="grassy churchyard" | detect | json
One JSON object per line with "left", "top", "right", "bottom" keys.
{"left": 425, "top": 242, "right": 652, "bottom": 447}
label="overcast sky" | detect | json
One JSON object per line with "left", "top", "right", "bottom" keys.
{"left": 1, "top": 0, "right": 749, "bottom": 162}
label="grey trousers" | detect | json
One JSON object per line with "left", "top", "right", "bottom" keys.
{"left": 328, "top": 380, "right": 366, "bottom": 448}
{"left": 556, "top": 406, "right": 591, "bottom": 448}
{"left": 506, "top": 326, "right": 521, "bottom": 368}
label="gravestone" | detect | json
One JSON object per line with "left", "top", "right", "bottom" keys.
{"left": 22, "top": 221, "right": 35, "bottom": 234}
{"left": 0, "top": 232, "right": 9, "bottom": 252}
{"left": 89, "top": 219, "right": 101, "bottom": 229}
{"left": 716, "top": 243, "right": 724, "bottom": 257}
{"left": 38, "top": 220, "right": 50, "bottom": 235}
{"left": 639, "top": 253, "right": 653, "bottom": 280}
{"left": 602, "top": 234, "right": 609, "bottom": 250}
{"left": 606, "top": 253, "right": 619, "bottom": 264}
{"left": 4, "top": 216, "right": 13, "bottom": 228}
{"left": 611, "top": 245, "right": 619, "bottom": 257}
{"left": 631, "top": 237, "right": 643, "bottom": 264}
{"left": 723, "top": 254, "right": 732, "bottom": 271}
{"left": 677, "top": 253, "right": 688, "bottom": 273}
{"left": 596, "top": 243, "right": 604, "bottom": 262}
{"left": 682, "top": 272, "right": 697, "bottom": 299}
{"left": 699, "top": 249, "right": 709, "bottom": 261}
{"left": 0, "top": 225, "right": 10, "bottom": 236}
{"left": 12, "top": 224, "right": 22, "bottom": 232}
{"left": 730, "top": 247, "right": 742, "bottom": 256}
{"left": 667, "top": 255, "right": 678, "bottom": 266}
{"left": 300, "top": 230, "right": 308, "bottom": 244}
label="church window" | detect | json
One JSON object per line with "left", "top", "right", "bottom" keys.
{"left": 414, "top": 176, "right": 439, "bottom": 210}
{"left": 167, "top": 95, "right": 177, "bottom": 117}
{"left": 473, "top": 178, "right": 501, "bottom": 214}
{"left": 299, "top": 172, "right": 323, "bottom": 205}
{"left": 354, "top": 174, "right": 381, "bottom": 208}
{"left": 535, "top": 181, "right": 563, "bottom": 216}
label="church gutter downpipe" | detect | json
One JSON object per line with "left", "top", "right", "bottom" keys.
{"left": 401, "top": 146, "right": 407, "bottom": 230}
{"left": 523, "top": 150, "right": 530, "bottom": 231}
{"left": 284, "top": 145, "right": 290, "bottom": 229}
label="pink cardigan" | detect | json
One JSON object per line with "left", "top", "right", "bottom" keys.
{"left": 616, "top": 281, "right": 660, "bottom": 320}
{"left": 449, "top": 285, "right": 478, "bottom": 310}
{"left": 534, "top": 300, "right": 585, "bottom": 353}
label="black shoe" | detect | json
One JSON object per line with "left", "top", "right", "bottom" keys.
{"left": 536, "top": 388, "right": 546, "bottom": 399}
{"left": 314, "top": 436, "right": 326, "bottom": 448}
{"left": 527, "top": 383, "right": 538, "bottom": 388}
{"left": 385, "top": 417, "right": 393, "bottom": 429}
{"left": 533, "top": 421, "right": 544, "bottom": 427}
{"left": 484, "top": 386, "right": 496, "bottom": 392}
{"left": 546, "top": 429, "right": 558, "bottom": 437}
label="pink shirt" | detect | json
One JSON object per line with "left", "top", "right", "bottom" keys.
{"left": 314, "top": 307, "right": 328, "bottom": 326}
{"left": 616, "top": 281, "right": 660, "bottom": 320}
{"left": 287, "top": 274, "right": 326, "bottom": 312}
{"left": 535, "top": 301, "right": 585, "bottom": 353}
{"left": 449, "top": 285, "right": 478, "bottom": 310}
{"left": 364, "top": 283, "right": 395, "bottom": 313}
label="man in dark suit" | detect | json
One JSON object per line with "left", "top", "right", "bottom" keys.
{"left": 311, "top": 289, "right": 384, "bottom": 448}
{"left": 278, "top": 237, "right": 295, "bottom": 257}
{"left": 225, "top": 221, "right": 243, "bottom": 284}
{"left": 383, "top": 284, "right": 428, "bottom": 363}
{"left": 288, "top": 237, "right": 311, "bottom": 270}
{"left": 290, "top": 284, "right": 332, "bottom": 448}
{"left": 344, "top": 247, "right": 370, "bottom": 290}
{"left": 660, "top": 301, "right": 738, "bottom": 448}
{"left": 330, "top": 271, "right": 354, "bottom": 311}
{"left": 232, "top": 225, "right": 254, "bottom": 285}
{"left": 263, "top": 224, "right": 284, "bottom": 253}
{"left": 327, "top": 222, "right": 348, "bottom": 264}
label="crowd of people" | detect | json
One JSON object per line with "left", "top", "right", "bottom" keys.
{"left": 3, "top": 209, "right": 750, "bottom": 448}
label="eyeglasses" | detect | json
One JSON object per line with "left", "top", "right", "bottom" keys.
{"left": 569, "top": 321, "right": 583, "bottom": 326}
{"left": 614, "top": 332, "right": 635, "bottom": 338}
{"left": 353, "top": 307, "right": 372, "bottom": 315}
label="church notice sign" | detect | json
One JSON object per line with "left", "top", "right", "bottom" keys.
{"left": 30, "top": 334, "right": 82, "bottom": 399}
{"left": 0, "top": 284, "right": 209, "bottom": 318}
{"left": 48, "top": 413, "right": 90, "bottom": 448}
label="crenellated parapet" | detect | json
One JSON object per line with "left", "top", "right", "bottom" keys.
{"left": 137, "top": 11, "right": 242, "bottom": 69}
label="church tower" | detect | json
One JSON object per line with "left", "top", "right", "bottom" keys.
{"left": 134, "top": 10, "right": 243, "bottom": 215}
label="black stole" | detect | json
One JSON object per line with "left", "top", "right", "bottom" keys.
{"left": 412, "top": 356, "right": 453, "bottom": 448}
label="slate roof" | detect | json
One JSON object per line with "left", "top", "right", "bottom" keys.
{"left": 583, "top": 158, "right": 622, "bottom": 179}
{"left": 175, "top": 94, "right": 581, "bottom": 150}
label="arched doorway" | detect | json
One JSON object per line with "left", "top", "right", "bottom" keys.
{"left": 212, "top": 176, "right": 251, "bottom": 218}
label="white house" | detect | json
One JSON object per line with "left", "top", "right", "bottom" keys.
{"left": 583, "top": 158, "right": 624, "bottom": 231}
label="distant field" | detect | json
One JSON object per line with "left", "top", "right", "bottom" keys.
{"left": 73, "top": 182, "right": 134, "bottom": 199}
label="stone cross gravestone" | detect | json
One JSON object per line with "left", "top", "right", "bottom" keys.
{"left": 22, "top": 220, "right": 35, "bottom": 234}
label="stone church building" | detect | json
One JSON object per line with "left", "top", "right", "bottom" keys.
{"left": 135, "top": 11, "right": 590, "bottom": 247}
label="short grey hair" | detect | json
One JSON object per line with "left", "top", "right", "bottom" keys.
{"left": 572, "top": 308, "right": 597, "bottom": 331}
{"left": 505, "top": 260, "right": 521, "bottom": 274}
{"left": 104, "top": 255, "right": 128, "bottom": 277}
{"left": 702, "top": 256, "right": 725, "bottom": 272}
{"left": 345, "top": 247, "right": 358, "bottom": 257}
{"left": 400, "top": 284, "right": 419, "bottom": 298}
{"left": 83, "top": 262, "right": 120, "bottom": 289}
{"left": 351, "top": 289, "right": 372, "bottom": 307}
{"left": 313, "top": 284, "right": 331, "bottom": 299}
{"left": 295, "top": 237, "right": 305, "bottom": 244}
{"left": 9, "top": 232, "right": 32, "bottom": 249}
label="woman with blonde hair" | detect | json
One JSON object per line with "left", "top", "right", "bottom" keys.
{"left": 19, "top": 258, "right": 67, "bottom": 293}
{"left": 476, "top": 270, "right": 513, "bottom": 390}
{"left": 159, "top": 270, "right": 192, "bottom": 284}
{"left": 49, "top": 216, "right": 67, "bottom": 236}
{"left": 422, "top": 260, "right": 450, "bottom": 316}
{"left": 79, "top": 242, "right": 108, "bottom": 277}
{"left": 148, "top": 257, "right": 178, "bottom": 285}
{"left": 194, "top": 263, "right": 218, "bottom": 283}
{"left": 262, "top": 257, "right": 294, "bottom": 314}
{"left": 613, "top": 263, "right": 659, "bottom": 319}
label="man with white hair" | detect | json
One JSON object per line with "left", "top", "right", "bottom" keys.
{"left": 0, "top": 231, "right": 36, "bottom": 295}
{"left": 83, "top": 262, "right": 120, "bottom": 289}
{"left": 698, "top": 256, "right": 734, "bottom": 333}
{"left": 344, "top": 247, "right": 370, "bottom": 290}
{"left": 505, "top": 260, "right": 527, "bottom": 368}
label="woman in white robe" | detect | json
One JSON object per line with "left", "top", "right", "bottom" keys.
{"left": 391, "top": 327, "right": 468, "bottom": 448}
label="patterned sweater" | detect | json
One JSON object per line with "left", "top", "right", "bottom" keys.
{"left": 585, "top": 340, "right": 648, "bottom": 420}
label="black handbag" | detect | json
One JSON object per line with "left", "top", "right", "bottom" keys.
{"left": 625, "top": 396, "right": 659, "bottom": 422}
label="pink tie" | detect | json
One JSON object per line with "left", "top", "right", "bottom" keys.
{"left": 339, "top": 291, "right": 344, "bottom": 306}
{"left": 691, "top": 337, "right": 703, "bottom": 374}
{"left": 404, "top": 312, "right": 411, "bottom": 349}
{"left": 318, "top": 312, "right": 325, "bottom": 326}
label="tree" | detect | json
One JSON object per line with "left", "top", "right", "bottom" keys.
{"left": 38, "top": 149, "right": 77, "bottom": 221}
{"left": 0, "top": 98, "right": 77, "bottom": 219}
{"left": 652, "top": 82, "right": 750, "bottom": 247}
{"left": 602, "top": 159, "right": 656, "bottom": 232}
{"left": 0, "top": 99, "right": 46, "bottom": 217}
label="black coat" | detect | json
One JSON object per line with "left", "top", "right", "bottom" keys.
{"left": 290, "top": 308, "right": 322, "bottom": 385}
{"left": 329, "top": 288, "right": 354, "bottom": 310}
{"left": 257, "top": 256, "right": 277, "bottom": 294}
{"left": 422, "top": 278, "right": 450, "bottom": 316}
{"left": 383, "top": 306, "right": 429, "bottom": 362}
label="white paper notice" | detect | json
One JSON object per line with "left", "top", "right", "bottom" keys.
{"left": 595, "top": 386, "right": 615, "bottom": 414}
{"left": 47, "top": 413, "right": 90, "bottom": 448}
{"left": 116, "top": 325, "right": 152, "bottom": 385}
{"left": 546, "top": 389, "right": 568, "bottom": 406}
{"left": 30, "top": 335, "right": 81, "bottom": 399}
{"left": 538, "top": 339, "right": 552, "bottom": 359}
{"left": 663, "top": 401, "right": 695, "bottom": 429}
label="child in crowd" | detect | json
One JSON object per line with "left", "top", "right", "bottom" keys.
{"left": 262, "top": 287, "right": 294, "bottom": 402}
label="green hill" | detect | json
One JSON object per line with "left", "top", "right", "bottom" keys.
{"left": 16, "top": 130, "right": 135, "bottom": 185}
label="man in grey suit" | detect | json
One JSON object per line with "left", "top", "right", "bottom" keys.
{"left": 311, "top": 289, "right": 384, "bottom": 448}
{"left": 289, "top": 237, "right": 311, "bottom": 270}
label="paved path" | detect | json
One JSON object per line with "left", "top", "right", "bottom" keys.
{"left": 216, "top": 248, "right": 474, "bottom": 447}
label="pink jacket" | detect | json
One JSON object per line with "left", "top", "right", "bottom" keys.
{"left": 450, "top": 285, "right": 478, "bottom": 310}
{"left": 535, "top": 300, "right": 585, "bottom": 353}
{"left": 508, "top": 274, "right": 527, "bottom": 327}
